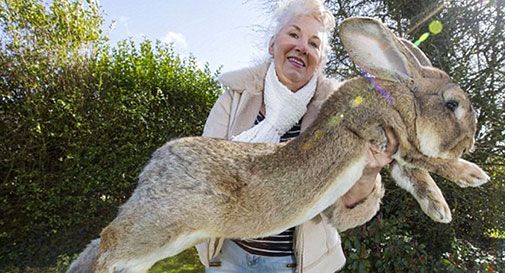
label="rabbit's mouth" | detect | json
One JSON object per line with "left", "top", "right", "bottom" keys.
{"left": 444, "top": 134, "right": 475, "bottom": 158}
{"left": 459, "top": 136, "right": 476, "bottom": 155}
{"left": 460, "top": 136, "right": 476, "bottom": 155}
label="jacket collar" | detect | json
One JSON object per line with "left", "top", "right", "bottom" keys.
{"left": 218, "top": 61, "right": 269, "bottom": 94}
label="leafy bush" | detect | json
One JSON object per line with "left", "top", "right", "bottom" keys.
{"left": 0, "top": 0, "right": 220, "bottom": 269}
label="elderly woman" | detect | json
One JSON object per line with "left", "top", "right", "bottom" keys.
{"left": 197, "top": 0, "right": 397, "bottom": 272}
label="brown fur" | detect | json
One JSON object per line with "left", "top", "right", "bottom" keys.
{"left": 66, "top": 17, "right": 489, "bottom": 273}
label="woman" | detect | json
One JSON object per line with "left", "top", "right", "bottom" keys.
{"left": 196, "top": 0, "right": 397, "bottom": 272}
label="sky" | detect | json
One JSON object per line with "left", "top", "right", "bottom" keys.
{"left": 99, "top": 1, "right": 272, "bottom": 73}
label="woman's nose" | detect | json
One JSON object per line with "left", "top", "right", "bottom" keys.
{"left": 295, "top": 42, "right": 308, "bottom": 55}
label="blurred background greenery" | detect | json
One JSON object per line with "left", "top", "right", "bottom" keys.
{"left": 1, "top": 0, "right": 503, "bottom": 272}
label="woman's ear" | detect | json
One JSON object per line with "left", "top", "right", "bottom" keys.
{"left": 268, "top": 36, "right": 275, "bottom": 56}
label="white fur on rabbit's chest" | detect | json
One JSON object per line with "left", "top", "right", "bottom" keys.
{"left": 295, "top": 154, "right": 368, "bottom": 226}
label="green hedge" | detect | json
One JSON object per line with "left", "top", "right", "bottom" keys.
{"left": 1, "top": 8, "right": 220, "bottom": 266}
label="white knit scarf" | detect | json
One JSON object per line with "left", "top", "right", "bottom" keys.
{"left": 232, "top": 62, "right": 317, "bottom": 143}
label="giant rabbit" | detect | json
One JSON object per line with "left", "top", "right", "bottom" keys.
{"left": 67, "top": 17, "right": 489, "bottom": 273}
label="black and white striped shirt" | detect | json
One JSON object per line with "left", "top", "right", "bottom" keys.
{"left": 233, "top": 111, "right": 302, "bottom": 256}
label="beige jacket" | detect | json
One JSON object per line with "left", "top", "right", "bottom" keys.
{"left": 196, "top": 61, "right": 385, "bottom": 273}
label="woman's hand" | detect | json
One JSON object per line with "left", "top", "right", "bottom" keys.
{"left": 342, "top": 127, "right": 398, "bottom": 208}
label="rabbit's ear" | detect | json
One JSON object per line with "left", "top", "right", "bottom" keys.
{"left": 400, "top": 38, "right": 432, "bottom": 67}
{"left": 339, "top": 17, "right": 422, "bottom": 82}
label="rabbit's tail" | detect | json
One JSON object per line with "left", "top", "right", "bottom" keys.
{"left": 66, "top": 238, "right": 100, "bottom": 273}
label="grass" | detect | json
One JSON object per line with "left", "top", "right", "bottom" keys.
{"left": 148, "top": 248, "right": 204, "bottom": 273}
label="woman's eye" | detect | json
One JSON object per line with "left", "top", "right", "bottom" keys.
{"left": 289, "top": 32, "right": 298, "bottom": 38}
{"left": 445, "top": 100, "right": 459, "bottom": 112}
{"left": 310, "top": 41, "right": 319, "bottom": 48}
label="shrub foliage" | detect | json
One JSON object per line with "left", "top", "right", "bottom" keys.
{"left": 0, "top": 0, "right": 220, "bottom": 269}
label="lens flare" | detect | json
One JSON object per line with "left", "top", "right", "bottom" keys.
{"left": 429, "top": 20, "right": 443, "bottom": 34}
{"left": 414, "top": 20, "right": 444, "bottom": 47}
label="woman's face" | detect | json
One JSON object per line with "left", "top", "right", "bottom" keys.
{"left": 269, "top": 15, "right": 324, "bottom": 91}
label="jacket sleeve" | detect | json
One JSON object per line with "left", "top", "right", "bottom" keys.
{"left": 202, "top": 87, "right": 233, "bottom": 139}
{"left": 322, "top": 174, "right": 385, "bottom": 232}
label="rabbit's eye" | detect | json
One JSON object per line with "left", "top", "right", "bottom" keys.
{"left": 445, "top": 100, "right": 459, "bottom": 112}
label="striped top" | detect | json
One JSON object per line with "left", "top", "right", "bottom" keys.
{"left": 253, "top": 112, "right": 302, "bottom": 143}
{"left": 233, "top": 111, "right": 302, "bottom": 256}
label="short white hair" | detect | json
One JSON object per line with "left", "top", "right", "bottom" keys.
{"left": 269, "top": 0, "right": 336, "bottom": 67}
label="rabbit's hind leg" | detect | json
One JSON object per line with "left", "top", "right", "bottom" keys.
{"left": 96, "top": 229, "right": 209, "bottom": 273}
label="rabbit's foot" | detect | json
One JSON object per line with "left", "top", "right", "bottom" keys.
{"left": 391, "top": 164, "right": 451, "bottom": 223}
{"left": 453, "top": 159, "right": 490, "bottom": 188}
{"left": 415, "top": 187, "right": 452, "bottom": 223}
{"left": 365, "top": 125, "right": 387, "bottom": 151}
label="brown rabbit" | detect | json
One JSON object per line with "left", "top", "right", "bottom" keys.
{"left": 66, "top": 17, "right": 489, "bottom": 273}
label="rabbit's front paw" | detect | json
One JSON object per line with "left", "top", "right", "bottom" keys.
{"left": 366, "top": 126, "right": 387, "bottom": 151}
{"left": 454, "top": 159, "right": 490, "bottom": 188}
{"left": 417, "top": 188, "right": 452, "bottom": 223}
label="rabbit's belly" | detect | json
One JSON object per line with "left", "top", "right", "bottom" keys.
{"left": 297, "top": 155, "right": 368, "bottom": 224}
